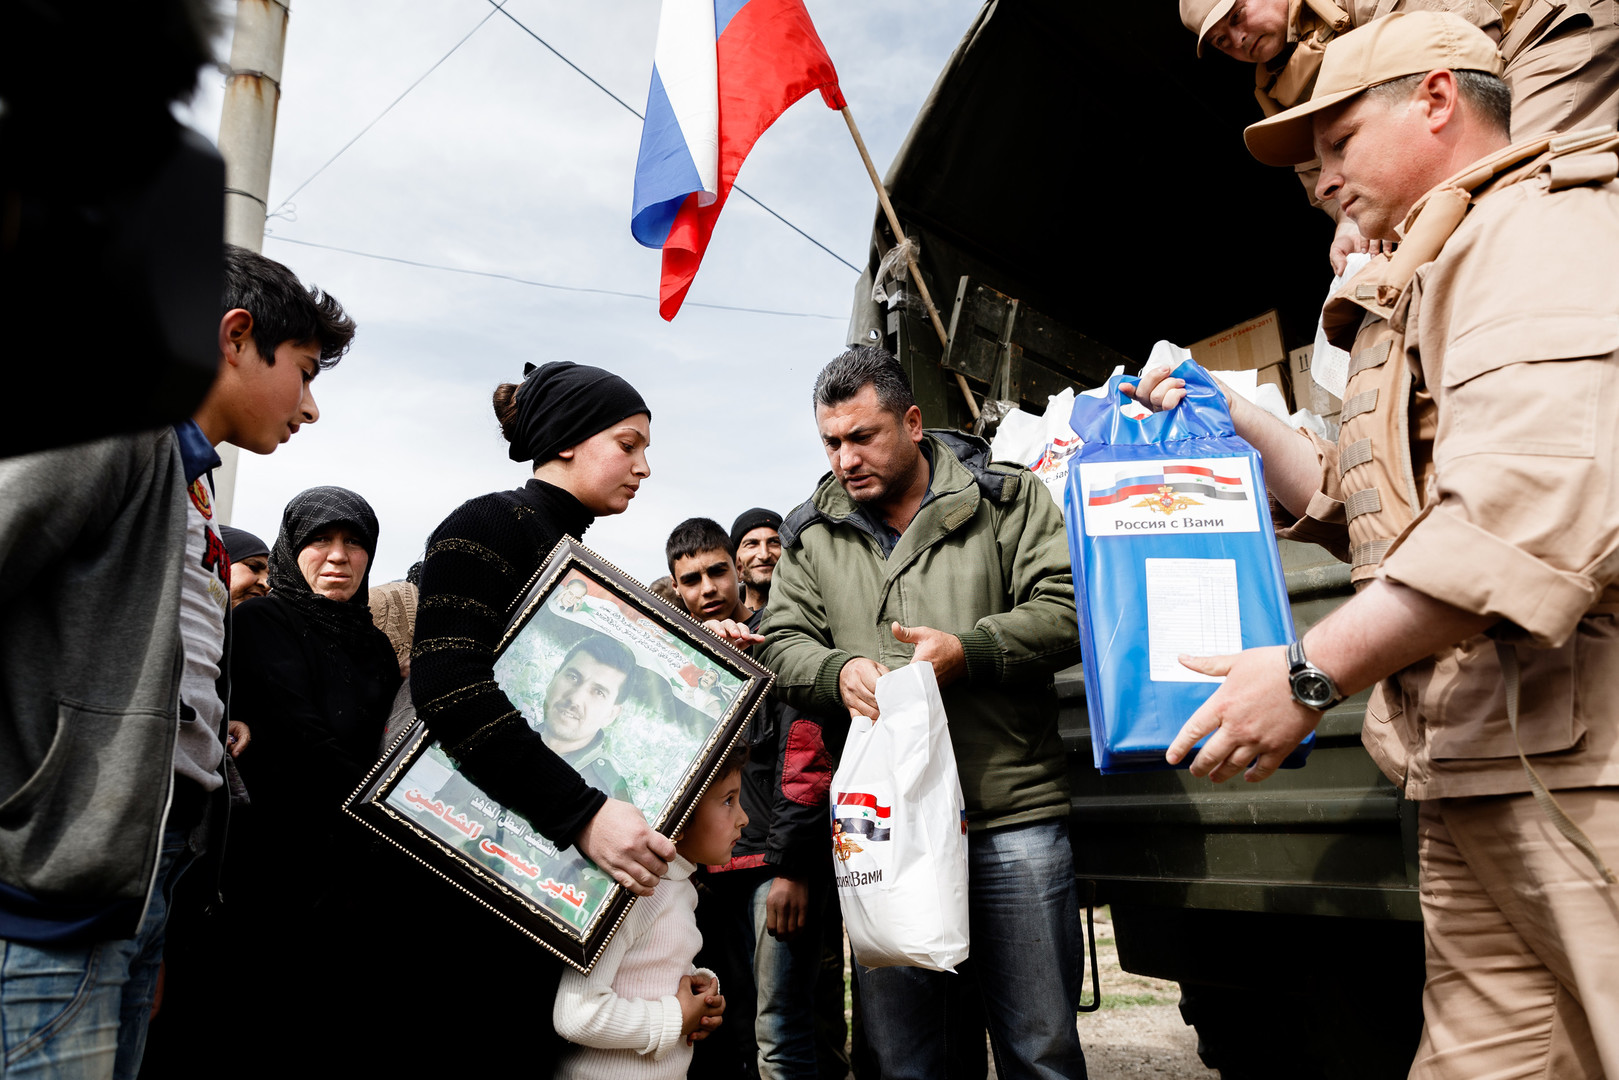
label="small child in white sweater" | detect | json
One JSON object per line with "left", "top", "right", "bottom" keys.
{"left": 552, "top": 748, "right": 747, "bottom": 1078}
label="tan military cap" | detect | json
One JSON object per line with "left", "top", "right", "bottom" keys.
{"left": 1181, "top": 0, "right": 1238, "bottom": 56}
{"left": 1244, "top": 11, "right": 1504, "bottom": 166}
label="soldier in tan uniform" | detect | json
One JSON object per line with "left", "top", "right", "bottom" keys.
{"left": 1181, "top": 0, "right": 1619, "bottom": 270}
{"left": 1130, "top": 12, "right": 1619, "bottom": 1077}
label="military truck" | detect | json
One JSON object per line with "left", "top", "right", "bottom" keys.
{"left": 846, "top": 4, "right": 1424, "bottom": 1077}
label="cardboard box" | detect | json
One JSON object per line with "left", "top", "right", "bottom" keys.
{"left": 1289, "top": 344, "right": 1342, "bottom": 419}
{"left": 1187, "top": 309, "right": 1290, "bottom": 406}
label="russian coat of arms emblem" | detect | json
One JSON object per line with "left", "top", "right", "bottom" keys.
{"left": 1130, "top": 484, "right": 1200, "bottom": 515}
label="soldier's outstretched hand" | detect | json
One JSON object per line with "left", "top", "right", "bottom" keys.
{"left": 1166, "top": 645, "right": 1323, "bottom": 784}
{"left": 1328, "top": 217, "right": 1396, "bottom": 275}
{"left": 1120, "top": 367, "right": 1188, "bottom": 412}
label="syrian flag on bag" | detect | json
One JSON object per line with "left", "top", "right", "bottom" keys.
{"left": 630, "top": 0, "right": 845, "bottom": 320}
{"left": 834, "top": 790, "right": 891, "bottom": 842}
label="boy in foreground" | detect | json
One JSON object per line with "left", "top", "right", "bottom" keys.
{"left": 0, "top": 244, "right": 353, "bottom": 1078}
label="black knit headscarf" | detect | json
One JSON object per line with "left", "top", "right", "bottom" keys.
{"left": 219, "top": 524, "right": 269, "bottom": 562}
{"left": 508, "top": 361, "right": 651, "bottom": 466}
{"left": 267, "top": 486, "right": 396, "bottom": 673}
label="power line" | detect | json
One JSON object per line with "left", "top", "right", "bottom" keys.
{"left": 269, "top": 1, "right": 510, "bottom": 217}
{"left": 485, "top": 0, "right": 862, "bottom": 274}
{"left": 486, "top": 0, "right": 645, "bottom": 119}
{"left": 264, "top": 234, "right": 844, "bottom": 320}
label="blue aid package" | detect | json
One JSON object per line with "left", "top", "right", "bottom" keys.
{"left": 1063, "top": 348, "right": 1310, "bottom": 774}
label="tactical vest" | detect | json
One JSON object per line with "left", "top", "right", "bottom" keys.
{"left": 1320, "top": 279, "right": 1411, "bottom": 583}
{"left": 1258, "top": 0, "right": 1593, "bottom": 114}
{"left": 1255, "top": 0, "right": 1353, "bottom": 115}
{"left": 1319, "top": 128, "right": 1619, "bottom": 587}
{"left": 1497, "top": 0, "right": 1592, "bottom": 66}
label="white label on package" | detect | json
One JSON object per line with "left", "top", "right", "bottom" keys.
{"left": 1145, "top": 558, "right": 1242, "bottom": 683}
{"left": 1079, "top": 456, "right": 1262, "bottom": 537}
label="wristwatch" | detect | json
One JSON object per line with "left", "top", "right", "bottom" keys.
{"left": 1287, "top": 639, "right": 1344, "bottom": 712}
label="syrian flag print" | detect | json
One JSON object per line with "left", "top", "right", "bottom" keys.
{"left": 834, "top": 790, "right": 891, "bottom": 842}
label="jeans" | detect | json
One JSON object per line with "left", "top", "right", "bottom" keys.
{"left": 856, "top": 818, "right": 1087, "bottom": 1080}
{"left": 1, "top": 822, "right": 194, "bottom": 1079}
{"left": 748, "top": 873, "right": 828, "bottom": 1080}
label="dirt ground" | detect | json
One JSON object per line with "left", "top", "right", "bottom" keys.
{"left": 1071, "top": 908, "right": 1215, "bottom": 1080}
{"left": 982, "top": 908, "right": 1217, "bottom": 1080}
{"left": 839, "top": 907, "right": 1217, "bottom": 1080}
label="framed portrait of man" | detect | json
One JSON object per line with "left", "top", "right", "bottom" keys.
{"left": 346, "top": 538, "right": 772, "bottom": 972}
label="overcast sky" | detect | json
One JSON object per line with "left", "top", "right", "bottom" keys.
{"left": 176, "top": 0, "right": 984, "bottom": 585}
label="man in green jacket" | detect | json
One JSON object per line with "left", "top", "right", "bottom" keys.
{"left": 759, "top": 346, "right": 1087, "bottom": 1080}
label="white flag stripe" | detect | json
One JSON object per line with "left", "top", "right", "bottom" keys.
{"left": 651, "top": 0, "right": 719, "bottom": 201}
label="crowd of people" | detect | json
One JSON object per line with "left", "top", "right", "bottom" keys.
{"left": 0, "top": 226, "right": 1087, "bottom": 1079}
{"left": 4, "top": 5, "right": 1619, "bottom": 1080}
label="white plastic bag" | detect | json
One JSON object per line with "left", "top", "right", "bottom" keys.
{"left": 830, "top": 662, "right": 969, "bottom": 971}
{"left": 990, "top": 367, "right": 1129, "bottom": 510}
{"left": 1309, "top": 251, "right": 1370, "bottom": 400}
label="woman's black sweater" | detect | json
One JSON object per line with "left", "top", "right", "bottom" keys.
{"left": 410, "top": 478, "right": 606, "bottom": 847}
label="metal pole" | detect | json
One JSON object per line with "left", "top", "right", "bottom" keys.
{"left": 219, "top": 0, "right": 288, "bottom": 252}
{"left": 214, "top": 0, "right": 290, "bottom": 522}
{"left": 840, "top": 105, "right": 979, "bottom": 420}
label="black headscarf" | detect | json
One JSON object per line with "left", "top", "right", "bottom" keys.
{"left": 219, "top": 524, "right": 269, "bottom": 562}
{"left": 508, "top": 361, "right": 651, "bottom": 465}
{"left": 267, "top": 487, "right": 395, "bottom": 673}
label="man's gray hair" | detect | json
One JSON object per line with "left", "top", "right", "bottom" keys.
{"left": 812, "top": 345, "right": 917, "bottom": 417}
{"left": 1364, "top": 69, "right": 1511, "bottom": 133}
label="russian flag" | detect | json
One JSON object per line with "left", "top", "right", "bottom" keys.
{"left": 631, "top": 0, "right": 845, "bottom": 320}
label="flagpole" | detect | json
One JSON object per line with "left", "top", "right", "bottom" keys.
{"left": 840, "top": 106, "right": 980, "bottom": 421}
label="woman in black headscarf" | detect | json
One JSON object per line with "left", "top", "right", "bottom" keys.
{"left": 412, "top": 362, "right": 674, "bottom": 894}
{"left": 227, "top": 487, "right": 401, "bottom": 1057}
{"left": 401, "top": 362, "right": 675, "bottom": 1073}
{"left": 233, "top": 486, "right": 400, "bottom": 821}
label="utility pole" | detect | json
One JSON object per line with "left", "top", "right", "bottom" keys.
{"left": 214, "top": 0, "right": 290, "bottom": 523}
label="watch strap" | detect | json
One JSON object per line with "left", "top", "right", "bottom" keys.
{"left": 1287, "top": 638, "right": 1344, "bottom": 711}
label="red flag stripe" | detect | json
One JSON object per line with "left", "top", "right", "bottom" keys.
{"left": 1163, "top": 465, "right": 1241, "bottom": 485}
{"left": 658, "top": 0, "right": 844, "bottom": 319}
{"left": 833, "top": 791, "right": 891, "bottom": 817}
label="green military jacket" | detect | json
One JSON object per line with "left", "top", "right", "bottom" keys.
{"left": 758, "top": 432, "right": 1081, "bottom": 830}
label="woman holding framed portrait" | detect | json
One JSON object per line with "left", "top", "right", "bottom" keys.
{"left": 402, "top": 362, "right": 678, "bottom": 1072}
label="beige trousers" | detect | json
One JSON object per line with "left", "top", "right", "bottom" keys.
{"left": 1410, "top": 790, "right": 1619, "bottom": 1080}
{"left": 1508, "top": 0, "right": 1619, "bottom": 140}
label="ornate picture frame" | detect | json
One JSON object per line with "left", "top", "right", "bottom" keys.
{"left": 346, "top": 537, "right": 772, "bottom": 973}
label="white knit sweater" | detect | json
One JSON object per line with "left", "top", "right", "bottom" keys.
{"left": 552, "top": 857, "right": 718, "bottom": 1079}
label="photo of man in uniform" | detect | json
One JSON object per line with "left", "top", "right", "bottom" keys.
{"left": 413, "top": 633, "right": 639, "bottom": 906}
{"left": 530, "top": 634, "right": 636, "bottom": 802}
{"left": 553, "top": 577, "right": 592, "bottom": 613}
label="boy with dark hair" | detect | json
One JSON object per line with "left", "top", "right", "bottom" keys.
{"left": 0, "top": 244, "right": 353, "bottom": 1077}
{"left": 666, "top": 517, "right": 832, "bottom": 1080}
{"left": 667, "top": 517, "right": 750, "bottom": 624}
